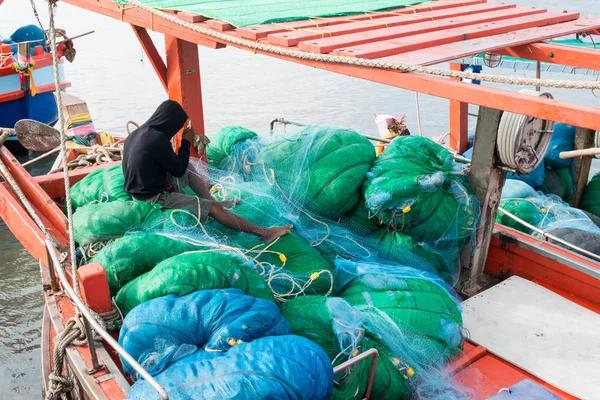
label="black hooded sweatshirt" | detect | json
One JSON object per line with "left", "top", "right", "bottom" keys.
{"left": 122, "top": 100, "right": 191, "bottom": 199}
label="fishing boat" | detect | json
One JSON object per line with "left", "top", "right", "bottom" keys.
{"left": 0, "top": 0, "right": 599, "bottom": 399}
{"left": 0, "top": 22, "right": 73, "bottom": 153}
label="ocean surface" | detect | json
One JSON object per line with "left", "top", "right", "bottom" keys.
{"left": 0, "top": 0, "right": 599, "bottom": 397}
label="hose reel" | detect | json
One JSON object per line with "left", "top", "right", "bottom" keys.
{"left": 496, "top": 89, "right": 554, "bottom": 174}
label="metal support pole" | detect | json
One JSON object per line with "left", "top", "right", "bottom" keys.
{"left": 82, "top": 316, "right": 104, "bottom": 374}
{"left": 332, "top": 348, "right": 379, "bottom": 400}
{"left": 45, "top": 245, "right": 59, "bottom": 293}
{"left": 570, "top": 127, "right": 596, "bottom": 208}
{"left": 536, "top": 61, "right": 541, "bottom": 92}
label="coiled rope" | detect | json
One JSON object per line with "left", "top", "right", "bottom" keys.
{"left": 128, "top": 0, "right": 600, "bottom": 90}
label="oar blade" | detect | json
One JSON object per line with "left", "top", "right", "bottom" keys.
{"left": 14, "top": 119, "right": 61, "bottom": 151}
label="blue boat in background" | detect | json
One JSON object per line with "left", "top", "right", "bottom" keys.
{"left": 1, "top": 24, "right": 71, "bottom": 152}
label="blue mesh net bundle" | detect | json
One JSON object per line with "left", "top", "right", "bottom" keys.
{"left": 127, "top": 335, "right": 333, "bottom": 400}
{"left": 67, "top": 124, "right": 483, "bottom": 398}
{"left": 119, "top": 289, "right": 290, "bottom": 378}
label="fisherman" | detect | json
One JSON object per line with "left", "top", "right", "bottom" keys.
{"left": 122, "top": 100, "right": 293, "bottom": 243}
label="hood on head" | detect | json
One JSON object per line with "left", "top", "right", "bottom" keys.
{"left": 145, "top": 100, "right": 188, "bottom": 138}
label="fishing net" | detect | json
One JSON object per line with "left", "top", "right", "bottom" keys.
{"left": 364, "top": 135, "right": 478, "bottom": 244}
{"left": 70, "top": 164, "right": 131, "bottom": 210}
{"left": 498, "top": 193, "right": 600, "bottom": 236}
{"left": 127, "top": 335, "right": 334, "bottom": 400}
{"left": 70, "top": 124, "right": 483, "bottom": 397}
{"left": 119, "top": 289, "right": 290, "bottom": 378}
{"left": 90, "top": 233, "right": 197, "bottom": 296}
{"left": 115, "top": 250, "right": 275, "bottom": 315}
{"left": 581, "top": 171, "right": 600, "bottom": 218}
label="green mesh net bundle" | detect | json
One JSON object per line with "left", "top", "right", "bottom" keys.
{"left": 279, "top": 259, "right": 466, "bottom": 399}
{"left": 363, "top": 136, "right": 478, "bottom": 244}
{"left": 251, "top": 125, "right": 376, "bottom": 216}
{"left": 115, "top": 250, "right": 274, "bottom": 315}
{"left": 90, "top": 233, "right": 197, "bottom": 296}
{"left": 70, "top": 164, "right": 131, "bottom": 210}
{"left": 206, "top": 126, "right": 262, "bottom": 177}
{"left": 497, "top": 193, "right": 600, "bottom": 236}
{"left": 581, "top": 172, "right": 600, "bottom": 218}
{"left": 73, "top": 200, "right": 200, "bottom": 245}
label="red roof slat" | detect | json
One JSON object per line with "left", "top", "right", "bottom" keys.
{"left": 384, "top": 18, "right": 600, "bottom": 66}
{"left": 334, "top": 10, "right": 579, "bottom": 59}
{"left": 298, "top": 6, "right": 546, "bottom": 54}
{"left": 235, "top": 0, "right": 487, "bottom": 40}
{"left": 267, "top": 2, "right": 515, "bottom": 47}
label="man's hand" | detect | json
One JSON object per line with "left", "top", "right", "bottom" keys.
{"left": 182, "top": 125, "right": 195, "bottom": 143}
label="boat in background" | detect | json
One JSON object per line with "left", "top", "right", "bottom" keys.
{"left": 0, "top": 24, "right": 71, "bottom": 153}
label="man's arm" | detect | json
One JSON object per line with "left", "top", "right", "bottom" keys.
{"left": 156, "top": 126, "right": 194, "bottom": 178}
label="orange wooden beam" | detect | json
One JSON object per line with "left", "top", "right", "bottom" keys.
{"left": 165, "top": 35, "right": 205, "bottom": 159}
{"left": 499, "top": 41, "right": 600, "bottom": 71}
{"left": 57, "top": 0, "right": 600, "bottom": 131}
{"left": 131, "top": 25, "right": 168, "bottom": 92}
{"left": 34, "top": 162, "right": 120, "bottom": 199}
{"left": 487, "top": 227, "right": 600, "bottom": 307}
{"left": 449, "top": 63, "right": 469, "bottom": 154}
{"left": 0, "top": 183, "right": 49, "bottom": 266}
{"left": 0, "top": 147, "right": 68, "bottom": 244}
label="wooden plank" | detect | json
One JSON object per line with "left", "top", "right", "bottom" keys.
{"left": 0, "top": 182, "right": 49, "bottom": 265}
{"left": 386, "top": 19, "right": 600, "bottom": 65}
{"left": 131, "top": 25, "right": 168, "bottom": 92}
{"left": 498, "top": 39, "right": 600, "bottom": 71}
{"left": 165, "top": 36, "right": 206, "bottom": 159}
{"left": 236, "top": 0, "right": 487, "bottom": 40}
{"left": 299, "top": 6, "right": 546, "bottom": 54}
{"left": 0, "top": 147, "right": 68, "bottom": 244}
{"left": 462, "top": 106, "right": 506, "bottom": 295}
{"left": 570, "top": 128, "right": 596, "bottom": 208}
{"left": 449, "top": 63, "right": 469, "bottom": 154}
{"left": 206, "top": 19, "right": 235, "bottom": 31}
{"left": 334, "top": 11, "right": 579, "bottom": 59}
{"left": 176, "top": 11, "right": 206, "bottom": 23}
{"left": 267, "top": 2, "right": 514, "bottom": 47}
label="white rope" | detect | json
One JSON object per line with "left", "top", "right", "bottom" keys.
{"left": 48, "top": 1, "right": 79, "bottom": 295}
{"left": 414, "top": 92, "right": 423, "bottom": 136}
{"left": 128, "top": 0, "right": 600, "bottom": 90}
